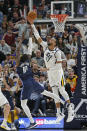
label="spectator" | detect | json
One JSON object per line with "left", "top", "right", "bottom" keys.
{"left": 62, "top": 30, "right": 69, "bottom": 44}
{"left": 11, "top": 11, "right": 21, "bottom": 23}
{"left": 33, "top": 50, "right": 44, "bottom": 66}
{"left": 2, "top": 15, "right": 8, "bottom": 25}
{"left": 32, "top": 64, "right": 41, "bottom": 76}
{"left": 0, "top": 11, "right": 3, "bottom": 25}
{"left": 62, "top": 60, "right": 68, "bottom": 79}
{"left": 3, "top": 28, "right": 16, "bottom": 47}
{"left": 31, "top": 59, "right": 38, "bottom": 68}
{"left": 1, "top": 22, "right": 8, "bottom": 34}
{"left": 0, "top": 39, "right": 11, "bottom": 55}
{"left": 8, "top": 21, "right": 17, "bottom": 34}
{"left": 14, "top": 0, "right": 20, "bottom": 7}
{"left": 71, "top": 35, "right": 78, "bottom": 57}
{"left": 14, "top": 17, "right": 29, "bottom": 45}
{"left": 32, "top": 50, "right": 45, "bottom": 67}
{"left": 57, "top": 37, "right": 66, "bottom": 52}
{"left": 39, "top": 73, "right": 47, "bottom": 86}
{"left": 65, "top": 51, "right": 76, "bottom": 68}
{"left": 15, "top": 36, "right": 28, "bottom": 55}
{"left": 31, "top": 75, "right": 46, "bottom": 116}
{"left": 40, "top": 24, "right": 47, "bottom": 40}
{"left": 12, "top": 5, "right": 20, "bottom": 15}
{"left": 19, "top": 5, "right": 28, "bottom": 19}
{"left": 66, "top": 68, "right": 78, "bottom": 94}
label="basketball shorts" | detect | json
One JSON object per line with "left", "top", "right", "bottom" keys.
{"left": 47, "top": 69, "right": 65, "bottom": 87}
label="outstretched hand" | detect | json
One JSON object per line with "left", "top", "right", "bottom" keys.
{"left": 27, "top": 11, "right": 37, "bottom": 24}
{"left": 27, "top": 16, "right": 35, "bottom": 25}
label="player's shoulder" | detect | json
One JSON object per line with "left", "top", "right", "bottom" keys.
{"left": 54, "top": 47, "right": 61, "bottom": 53}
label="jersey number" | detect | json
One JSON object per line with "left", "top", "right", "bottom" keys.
{"left": 23, "top": 66, "right": 28, "bottom": 73}
{"left": 46, "top": 53, "right": 52, "bottom": 62}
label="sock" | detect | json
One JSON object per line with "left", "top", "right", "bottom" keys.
{"left": 56, "top": 108, "right": 61, "bottom": 116}
{"left": 23, "top": 106, "right": 34, "bottom": 123}
{"left": 2, "top": 118, "right": 7, "bottom": 125}
{"left": 21, "top": 100, "right": 34, "bottom": 123}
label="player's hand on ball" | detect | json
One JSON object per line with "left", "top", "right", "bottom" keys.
{"left": 27, "top": 11, "right": 37, "bottom": 24}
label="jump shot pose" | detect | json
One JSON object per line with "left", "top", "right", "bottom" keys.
{"left": 16, "top": 35, "right": 64, "bottom": 129}
{"left": 28, "top": 12, "right": 75, "bottom": 123}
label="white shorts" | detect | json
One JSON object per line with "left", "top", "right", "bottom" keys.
{"left": 0, "top": 91, "right": 8, "bottom": 107}
{"left": 47, "top": 69, "right": 65, "bottom": 87}
{"left": 48, "top": 69, "right": 69, "bottom": 101}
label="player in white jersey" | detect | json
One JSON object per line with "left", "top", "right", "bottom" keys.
{"left": 28, "top": 17, "right": 74, "bottom": 123}
{"left": 0, "top": 64, "right": 11, "bottom": 130}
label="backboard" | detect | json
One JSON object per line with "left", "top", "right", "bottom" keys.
{"left": 51, "top": 1, "right": 74, "bottom": 18}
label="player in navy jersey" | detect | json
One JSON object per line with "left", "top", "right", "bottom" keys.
{"left": 16, "top": 37, "right": 64, "bottom": 129}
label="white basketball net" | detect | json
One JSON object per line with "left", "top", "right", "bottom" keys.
{"left": 51, "top": 14, "right": 68, "bottom": 33}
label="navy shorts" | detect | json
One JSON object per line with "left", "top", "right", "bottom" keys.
{"left": 2, "top": 91, "right": 14, "bottom": 110}
{"left": 21, "top": 78, "right": 44, "bottom": 100}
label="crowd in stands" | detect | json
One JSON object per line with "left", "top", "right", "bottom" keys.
{"left": 0, "top": 0, "right": 84, "bottom": 120}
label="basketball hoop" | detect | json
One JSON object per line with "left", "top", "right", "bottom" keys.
{"left": 50, "top": 14, "right": 68, "bottom": 32}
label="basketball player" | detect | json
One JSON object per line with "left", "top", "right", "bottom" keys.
{"left": 2, "top": 66, "right": 16, "bottom": 130}
{"left": 0, "top": 64, "right": 11, "bottom": 130}
{"left": 28, "top": 17, "right": 74, "bottom": 123}
{"left": 16, "top": 37, "right": 64, "bottom": 129}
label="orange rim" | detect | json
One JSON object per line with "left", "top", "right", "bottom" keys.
{"left": 50, "top": 14, "right": 68, "bottom": 22}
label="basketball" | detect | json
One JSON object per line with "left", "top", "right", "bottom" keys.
{"left": 28, "top": 11, "right": 37, "bottom": 20}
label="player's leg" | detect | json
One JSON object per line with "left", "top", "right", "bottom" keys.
{"left": 52, "top": 86, "right": 65, "bottom": 123}
{"left": 47, "top": 71, "right": 65, "bottom": 122}
{"left": 1, "top": 103, "right": 11, "bottom": 130}
{"left": 10, "top": 110, "right": 16, "bottom": 130}
{"left": 58, "top": 75, "right": 75, "bottom": 122}
{"left": 0, "top": 92, "right": 11, "bottom": 130}
{"left": 5, "top": 91, "right": 16, "bottom": 130}
{"left": 41, "top": 90, "right": 65, "bottom": 123}
{"left": 21, "top": 99, "right": 37, "bottom": 129}
{"left": 41, "top": 89, "right": 64, "bottom": 105}
{"left": 52, "top": 86, "right": 62, "bottom": 115}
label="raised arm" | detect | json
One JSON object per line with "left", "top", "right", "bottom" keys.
{"left": 16, "top": 38, "right": 22, "bottom": 67}
{"left": 27, "top": 28, "right": 33, "bottom": 56}
{"left": 27, "top": 18, "right": 43, "bottom": 44}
